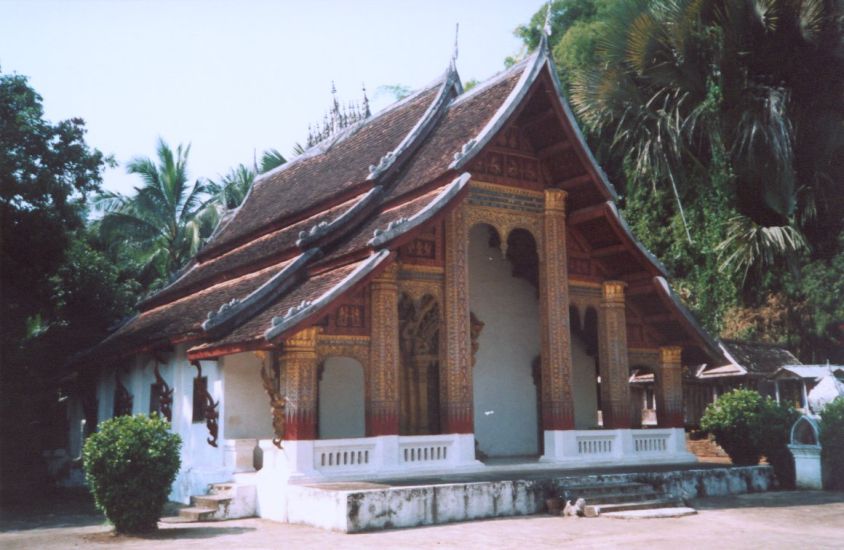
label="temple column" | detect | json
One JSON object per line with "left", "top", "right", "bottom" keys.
{"left": 598, "top": 280, "right": 632, "bottom": 428}
{"left": 368, "top": 262, "right": 401, "bottom": 435}
{"left": 656, "top": 346, "right": 684, "bottom": 428}
{"left": 539, "top": 189, "right": 575, "bottom": 430}
{"left": 281, "top": 327, "right": 320, "bottom": 440}
{"left": 442, "top": 205, "right": 473, "bottom": 433}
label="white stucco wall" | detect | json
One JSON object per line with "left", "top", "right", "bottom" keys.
{"left": 469, "top": 224, "right": 540, "bottom": 457}
{"left": 319, "top": 356, "right": 366, "bottom": 439}
{"left": 571, "top": 334, "right": 599, "bottom": 429}
{"left": 93, "top": 346, "right": 230, "bottom": 503}
{"left": 222, "top": 352, "right": 273, "bottom": 440}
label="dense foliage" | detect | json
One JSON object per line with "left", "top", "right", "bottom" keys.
{"left": 83, "top": 414, "right": 181, "bottom": 533}
{"left": 819, "top": 397, "right": 844, "bottom": 490}
{"left": 0, "top": 70, "right": 137, "bottom": 498}
{"left": 0, "top": 71, "right": 279, "bottom": 499}
{"left": 701, "top": 389, "right": 797, "bottom": 485}
{"left": 517, "top": 0, "right": 844, "bottom": 361}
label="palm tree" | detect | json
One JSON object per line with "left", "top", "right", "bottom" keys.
{"left": 569, "top": 0, "right": 841, "bottom": 279}
{"left": 205, "top": 149, "right": 288, "bottom": 213}
{"left": 97, "top": 139, "right": 217, "bottom": 289}
{"left": 205, "top": 164, "right": 254, "bottom": 211}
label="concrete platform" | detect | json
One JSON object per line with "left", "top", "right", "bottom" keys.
{"left": 274, "top": 463, "right": 775, "bottom": 532}
{"left": 602, "top": 506, "right": 698, "bottom": 519}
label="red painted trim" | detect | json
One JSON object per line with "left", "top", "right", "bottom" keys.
{"left": 285, "top": 409, "right": 317, "bottom": 440}
{"left": 187, "top": 340, "right": 272, "bottom": 361}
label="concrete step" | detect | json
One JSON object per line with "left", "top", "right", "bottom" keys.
{"left": 563, "top": 482, "right": 655, "bottom": 499}
{"left": 191, "top": 493, "right": 232, "bottom": 510}
{"left": 177, "top": 506, "right": 218, "bottom": 522}
{"left": 584, "top": 497, "right": 684, "bottom": 518}
{"left": 602, "top": 506, "right": 698, "bottom": 519}
{"left": 577, "top": 490, "right": 660, "bottom": 505}
{"left": 208, "top": 482, "right": 235, "bottom": 496}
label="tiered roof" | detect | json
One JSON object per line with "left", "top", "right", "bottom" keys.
{"left": 84, "top": 40, "right": 725, "bottom": 367}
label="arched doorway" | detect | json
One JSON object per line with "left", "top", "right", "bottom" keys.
{"left": 318, "top": 357, "right": 365, "bottom": 439}
{"left": 398, "top": 293, "right": 441, "bottom": 435}
{"left": 469, "top": 224, "right": 541, "bottom": 458}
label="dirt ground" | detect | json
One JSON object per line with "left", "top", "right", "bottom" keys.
{"left": 1, "top": 490, "right": 842, "bottom": 549}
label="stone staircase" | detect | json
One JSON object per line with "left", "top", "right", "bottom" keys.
{"left": 561, "top": 481, "right": 693, "bottom": 518}
{"left": 173, "top": 481, "right": 257, "bottom": 522}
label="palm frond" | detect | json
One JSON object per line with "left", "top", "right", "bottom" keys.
{"left": 717, "top": 215, "right": 808, "bottom": 282}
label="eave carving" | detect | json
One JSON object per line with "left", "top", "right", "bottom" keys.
{"left": 191, "top": 361, "right": 219, "bottom": 447}
{"left": 258, "top": 352, "right": 286, "bottom": 449}
{"left": 113, "top": 369, "right": 133, "bottom": 417}
{"left": 151, "top": 359, "right": 173, "bottom": 422}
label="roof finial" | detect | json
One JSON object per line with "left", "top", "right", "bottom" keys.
{"left": 330, "top": 80, "right": 341, "bottom": 132}
{"left": 362, "top": 83, "right": 371, "bottom": 117}
{"left": 451, "top": 22, "right": 459, "bottom": 69}
{"left": 451, "top": 23, "right": 460, "bottom": 65}
{"left": 543, "top": 0, "right": 553, "bottom": 38}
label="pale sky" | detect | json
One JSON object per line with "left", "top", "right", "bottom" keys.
{"left": 0, "top": 0, "right": 543, "bottom": 195}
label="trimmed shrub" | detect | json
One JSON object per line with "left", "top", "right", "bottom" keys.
{"left": 700, "top": 389, "right": 765, "bottom": 465}
{"left": 819, "top": 396, "right": 844, "bottom": 490}
{"left": 83, "top": 414, "right": 181, "bottom": 533}
{"left": 755, "top": 397, "right": 799, "bottom": 488}
{"left": 701, "top": 388, "right": 797, "bottom": 486}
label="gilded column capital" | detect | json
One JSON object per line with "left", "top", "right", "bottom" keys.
{"left": 544, "top": 188, "right": 568, "bottom": 213}
{"left": 372, "top": 261, "right": 399, "bottom": 285}
{"left": 284, "top": 326, "right": 321, "bottom": 354}
{"left": 601, "top": 280, "right": 627, "bottom": 303}
{"left": 659, "top": 346, "right": 683, "bottom": 367}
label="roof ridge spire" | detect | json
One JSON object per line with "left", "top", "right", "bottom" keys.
{"left": 450, "top": 22, "right": 459, "bottom": 70}
{"left": 540, "top": 0, "right": 553, "bottom": 52}
{"left": 362, "top": 83, "right": 371, "bottom": 117}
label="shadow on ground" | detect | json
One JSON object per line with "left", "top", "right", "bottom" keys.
{"left": 83, "top": 526, "right": 256, "bottom": 542}
{"left": 0, "top": 488, "right": 103, "bottom": 532}
{"left": 691, "top": 490, "right": 844, "bottom": 510}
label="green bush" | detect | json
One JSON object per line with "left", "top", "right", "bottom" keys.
{"left": 83, "top": 414, "right": 181, "bottom": 533}
{"left": 819, "top": 397, "right": 844, "bottom": 490}
{"left": 700, "top": 389, "right": 765, "bottom": 465}
{"left": 701, "top": 388, "right": 797, "bottom": 486}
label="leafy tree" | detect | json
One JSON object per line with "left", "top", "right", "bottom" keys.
{"left": 701, "top": 388, "right": 797, "bottom": 487}
{"left": 205, "top": 164, "right": 254, "bottom": 211}
{"left": 97, "top": 139, "right": 217, "bottom": 290}
{"left": 259, "top": 148, "right": 286, "bottom": 173}
{"left": 205, "top": 149, "right": 287, "bottom": 212}
{"left": 515, "top": 0, "right": 844, "bottom": 358}
{"left": 377, "top": 84, "right": 412, "bottom": 101}
{"left": 0, "top": 71, "right": 119, "bottom": 498}
{"left": 819, "top": 397, "right": 844, "bottom": 490}
{"left": 0, "top": 70, "right": 110, "bottom": 357}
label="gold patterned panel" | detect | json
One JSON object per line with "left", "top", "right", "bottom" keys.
{"left": 316, "top": 335, "right": 371, "bottom": 366}
{"left": 598, "top": 281, "right": 631, "bottom": 429}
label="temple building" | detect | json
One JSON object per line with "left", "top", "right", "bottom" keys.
{"left": 71, "top": 36, "right": 725, "bottom": 514}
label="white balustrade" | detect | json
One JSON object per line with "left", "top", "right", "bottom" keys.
{"left": 576, "top": 435, "right": 615, "bottom": 456}
{"left": 313, "top": 441, "right": 376, "bottom": 472}
{"left": 633, "top": 433, "right": 669, "bottom": 453}
{"left": 399, "top": 436, "right": 452, "bottom": 465}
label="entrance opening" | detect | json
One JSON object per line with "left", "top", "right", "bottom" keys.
{"left": 469, "top": 224, "right": 540, "bottom": 458}
{"left": 398, "top": 293, "right": 441, "bottom": 435}
{"left": 318, "top": 357, "right": 365, "bottom": 439}
{"left": 571, "top": 305, "right": 600, "bottom": 428}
